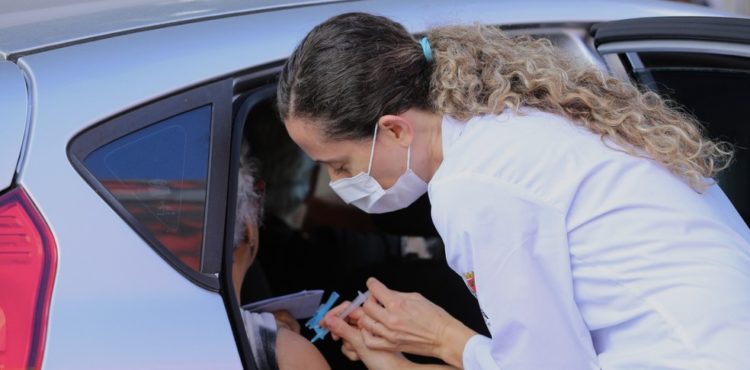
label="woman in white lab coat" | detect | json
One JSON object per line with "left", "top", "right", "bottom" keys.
{"left": 277, "top": 12, "right": 750, "bottom": 370}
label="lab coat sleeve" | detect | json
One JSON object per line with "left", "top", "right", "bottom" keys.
{"left": 430, "top": 174, "right": 599, "bottom": 370}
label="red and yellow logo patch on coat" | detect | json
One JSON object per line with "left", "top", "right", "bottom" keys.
{"left": 463, "top": 271, "right": 477, "bottom": 297}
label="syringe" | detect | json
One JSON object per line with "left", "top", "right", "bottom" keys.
{"left": 337, "top": 290, "right": 370, "bottom": 320}
{"left": 306, "top": 290, "right": 370, "bottom": 343}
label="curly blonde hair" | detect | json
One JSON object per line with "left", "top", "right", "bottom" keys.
{"left": 426, "top": 24, "right": 733, "bottom": 192}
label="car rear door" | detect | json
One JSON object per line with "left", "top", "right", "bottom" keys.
{"left": 15, "top": 34, "right": 246, "bottom": 370}
{"left": 592, "top": 16, "right": 750, "bottom": 224}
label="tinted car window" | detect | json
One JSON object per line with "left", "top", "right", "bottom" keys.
{"left": 624, "top": 51, "right": 750, "bottom": 223}
{"left": 84, "top": 105, "right": 211, "bottom": 270}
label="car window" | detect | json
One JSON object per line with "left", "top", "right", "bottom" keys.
{"left": 83, "top": 105, "right": 211, "bottom": 271}
{"left": 622, "top": 51, "right": 750, "bottom": 223}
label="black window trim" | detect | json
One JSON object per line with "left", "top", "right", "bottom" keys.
{"left": 591, "top": 16, "right": 750, "bottom": 47}
{"left": 67, "top": 78, "right": 233, "bottom": 291}
{"left": 597, "top": 40, "right": 750, "bottom": 60}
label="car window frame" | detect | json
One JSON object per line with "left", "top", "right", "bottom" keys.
{"left": 67, "top": 78, "right": 233, "bottom": 291}
{"left": 591, "top": 16, "right": 750, "bottom": 80}
{"left": 224, "top": 68, "right": 283, "bottom": 370}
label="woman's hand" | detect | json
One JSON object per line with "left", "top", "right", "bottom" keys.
{"left": 322, "top": 306, "right": 411, "bottom": 370}
{"left": 356, "top": 278, "right": 477, "bottom": 368}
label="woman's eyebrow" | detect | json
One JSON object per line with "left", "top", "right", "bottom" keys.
{"left": 315, "top": 156, "right": 347, "bottom": 165}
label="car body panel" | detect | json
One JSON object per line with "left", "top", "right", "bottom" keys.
{"left": 5, "top": 0, "right": 740, "bottom": 368}
{"left": 0, "top": 0, "right": 733, "bottom": 59}
{"left": 0, "top": 62, "right": 27, "bottom": 191}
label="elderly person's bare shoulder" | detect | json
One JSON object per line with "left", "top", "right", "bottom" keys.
{"left": 276, "top": 327, "right": 331, "bottom": 370}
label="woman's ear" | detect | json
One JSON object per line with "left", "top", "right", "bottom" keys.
{"left": 377, "top": 114, "right": 413, "bottom": 148}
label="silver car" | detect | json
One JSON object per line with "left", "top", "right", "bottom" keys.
{"left": 1, "top": 1, "right": 748, "bottom": 369}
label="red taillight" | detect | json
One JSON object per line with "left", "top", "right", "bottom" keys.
{"left": 0, "top": 188, "right": 57, "bottom": 370}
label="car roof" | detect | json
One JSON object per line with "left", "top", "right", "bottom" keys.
{"left": 0, "top": 0, "right": 351, "bottom": 59}
{"left": 0, "top": 0, "right": 734, "bottom": 60}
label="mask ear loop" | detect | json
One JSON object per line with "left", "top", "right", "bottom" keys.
{"left": 406, "top": 142, "right": 412, "bottom": 171}
{"left": 367, "top": 123, "right": 379, "bottom": 175}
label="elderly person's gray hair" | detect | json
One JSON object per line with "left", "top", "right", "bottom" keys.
{"left": 234, "top": 141, "right": 263, "bottom": 248}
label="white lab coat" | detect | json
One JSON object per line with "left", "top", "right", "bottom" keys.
{"left": 428, "top": 108, "right": 750, "bottom": 370}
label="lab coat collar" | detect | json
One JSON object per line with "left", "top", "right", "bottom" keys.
{"left": 440, "top": 114, "right": 468, "bottom": 159}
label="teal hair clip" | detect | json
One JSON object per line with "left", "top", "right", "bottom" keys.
{"left": 420, "top": 37, "right": 433, "bottom": 63}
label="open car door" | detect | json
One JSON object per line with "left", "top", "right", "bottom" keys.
{"left": 592, "top": 16, "right": 750, "bottom": 224}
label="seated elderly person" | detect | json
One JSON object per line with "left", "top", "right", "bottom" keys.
{"left": 231, "top": 157, "right": 330, "bottom": 370}
{"left": 235, "top": 157, "right": 424, "bottom": 370}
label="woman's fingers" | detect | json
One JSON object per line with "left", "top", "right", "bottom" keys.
{"left": 366, "top": 277, "right": 398, "bottom": 307}
{"left": 341, "top": 340, "right": 360, "bottom": 361}
{"left": 323, "top": 300, "right": 365, "bottom": 341}
{"left": 324, "top": 315, "right": 362, "bottom": 346}
{"left": 361, "top": 328, "right": 399, "bottom": 351}
{"left": 326, "top": 315, "right": 367, "bottom": 362}
{"left": 347, "top": 306, "right": 365, "bottom": 321}
{"left": 362, "top": 295, "right": 393, "bottom": 328}
{"left": 325, "top": 301, "right": 352, "bottom": 318}
{"left": 359, "top": 313, "right": 399, "bottom": 344}
{"left": 321, "top": 301, "right": 352, "bottom": 331}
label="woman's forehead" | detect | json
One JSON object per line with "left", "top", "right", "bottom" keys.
{"left": 284, "top": 116, "right": 355, "bottom": 163}
{"left": 284, "top": 117, "right": 342, "bottom": 162}
{"left": 284, "top": 117, "right": 324, "bottom": 150}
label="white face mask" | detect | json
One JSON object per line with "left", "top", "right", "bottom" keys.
{"left": 329, "top": 124, "right": 428, "bottom": 214}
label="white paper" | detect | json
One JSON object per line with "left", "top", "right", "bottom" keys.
{"left": 241, "top": 290, "right": 325, "bottom": 319}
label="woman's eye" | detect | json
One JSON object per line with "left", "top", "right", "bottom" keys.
{"left": 333, "top": 165, "right": 347, "bottom": 175}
